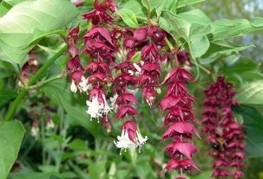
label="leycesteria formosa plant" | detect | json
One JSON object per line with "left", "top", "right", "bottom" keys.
{"left": 65, "top": 0, "right": 201, "bottom": 178}
{"left": 2, "top": 0, "right": 263, "bottom": 178}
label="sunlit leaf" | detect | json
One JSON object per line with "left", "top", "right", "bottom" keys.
{"left": 212, "top": 18, "right": 263, "bottom": 41}
{"left": 117, "top": 9, "right": 139, "bottom": 28}
{"left": 0, "top": 0, "right": 79, "bottom": 64}
{"left": 236, "top": 80, "right": 263, "bottom": 105}
{"left": 177, "top": 0, "right": 206, "bottom": 9}
{"left": 160, "top": 10, "right": 211, "bottom": 58}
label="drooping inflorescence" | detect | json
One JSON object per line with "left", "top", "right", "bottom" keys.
{"left": 160, "top": 52, "right": 200, "bottom": 178}
{"left": 202, "top": 76, "right": 245, "bottom": 179}
{"left": 66, "top": 0, "right": 200, "bottom": 177}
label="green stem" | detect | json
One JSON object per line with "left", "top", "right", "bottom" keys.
{"left": 68, "top": 161, "right": 88, "bottom": 179}
{"left": 2, "top": 44, "right": 67, "bottom": 123}
{"left": 164, "top": 37, "right": 174, "bottom": 51}
{"left": 29, "top": 73, "right": 65, "bottom": 90}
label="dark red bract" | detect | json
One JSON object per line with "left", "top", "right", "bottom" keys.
{"left": 202, "top": 76, "right": 245, "bottom": 179}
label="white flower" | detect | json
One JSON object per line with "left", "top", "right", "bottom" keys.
{"left": 133, "top": 63, "right": 142, "bottom": 73}
{"left": 114, "top": 130, "right": 137, "bottom": 152}
{"left": 127, "top": 63, "right": 142, "bottom": 76}
{"left": 46, "top": 119, "right": 55, "bottom": 130}
{"left": 70, "top": 81, "right": 78, "bottom": 93}
{"left": 110, "top": 94, "right": 118, "bottom": 111}
{"left": 86, "top": 96, "right": 104, "bottom": 120}
{"left": 114, "top": 129, "right": 148, "bottom": 154}
{"left": 79, "top": 76, "right": 92, "bottom": 92}
{"left": 136, "top": 131, "right": 148, "bottom": 146}
{"left": 101, "top": 94, "right": 112, "bottom": 115}
{"left": 31, "top": 126, "right": 39, "bottom": 138}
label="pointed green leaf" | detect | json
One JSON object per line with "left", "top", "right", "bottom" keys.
{"left": 212, "top": 18, "right": 263, "bottom": 41}
{"left": 117, "top": 9, "right": 139, "bottom": 28}
{"left": 177, "top": 0, "right": 206, "bottom": 8}
{"left": 160, "top": 10, "right": 211, "bottom": 58}
{"left": 0, "top": 0, "right": 79, "bottom": 64}
{"left": 120, "top": 0, "right": 146, "bottom": 21}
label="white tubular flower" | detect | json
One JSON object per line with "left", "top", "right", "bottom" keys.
{"left": 110, "top": 94, "right": 118, "bottom": 111}
{"left": 101, "top": 94, "right": 112, "bottom": 116}
{"left": 114, "top": 130, "right": 137, "bottom": 153}
{"left": 86, "top": 96, "right": 104, "bottom": 120}
{"left": 70, "top": 81, "right": 78, "bottom": 93}
{"left": 133, "top": 63, "right": 142, "bottom": 76}
{"left": 79, "top": 76, "right": 92, "bottom": 92}
{"left": 114, "top": 121, "right": 148, "bottom": 154}
{"left": 46, "top": 118, "right": 55, "bottom": 130}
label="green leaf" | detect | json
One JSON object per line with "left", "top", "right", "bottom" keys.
{"left": 0, "top": 88, "right": 16, "bottom": 108}
{"left": 212, "top": 18, "right": 263, "bottom": 41}
{"left": 222, "top": 58, "right": 263, "bottom": 85}
{"left": 68, "top": 139, "right": 88, "bottom": 151}
{"left": 200, "top": 42, "right": 254, "bottom": 64}
{"left": 141, "top": 0, "right": 162, "bottom": 13}
{"left": 189, "top": 23, "right": 211, "bottom": 58}
{"left": 141, "top": 0, "right": 151, "bottom": 11}
{"left": 236, "top": 80, "right": 263, "bottom": 105}
{"left": 160, "top": 10, "right": 211, "bottom": 58}
{"left": 177, "top": 0, "right": 206, "bottom": 8}
{"left": 42, "top": 79, "right": 103, "bottom": 137}
{"left": 147, "top": 0, "right": 205, "bottom": 16}
{"left": 251, "top": 17, "right": 263, "bottom": 27}
{"left": 0, "top": 4, "right": 9, "bottom": 17}
{"left": 0, "top": 0, "right": 79, "bottom": 64}
{"left": 87, "top": 160, "right": 107, "bottom": 179}
{"left": 9, "top": 172, "right": 52, "bottom": 179}
{"left": 120, "top": 0, "right": 146, "bottom": 21}
{"left": 131, "top": 51, "right": 141, "bottom": 63}
{"left": 117, "top": 9, "right": 139, "bottom": 28}
{"left": 0, "top": 120, "right": 25, "bottom": 179}
{"left": 203, "top": 42, "right": 253, "bottom": 58}
{"left": 234, "top": 106, "right": 263, "bottom": 158}
{"left": 2, "top": 0, "right": 23, "bottom": 6}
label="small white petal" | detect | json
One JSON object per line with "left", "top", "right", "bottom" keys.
{"left": 31, "top": 127, "right": 39, "bottom": 138}
{"left": 136, "top": 131, "right": 148, "bottom": 145}
{"left": 79, "top": 77, "right": 90, "bottom": 92}
{"left": 133, "top": 63, "right": 142, "bottom": 72}
{"left": 86, "top": 96, "right": 104, "bottom": 119}
{"left": 70, "top": 81, "right": 78, "bottom": 93}
{"left": 128, "top": 70, "right": 135, "bottom": 75}
{"left": 46, "top": 120, "right": 55, "bottom": 130}
{"left": 114, "top": 130, "right": 136, "bottom": 150}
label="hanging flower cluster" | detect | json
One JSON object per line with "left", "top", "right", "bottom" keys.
{"left": 66, "top": 0, "right": 148, "bottom": 152}
{"left": 202, "top": 76, "right": 245, "bottom": 179}
{"left": 160, "top": 52, "right": 199, "bottom": 178}
{"left": 18, "top": 51, "right": 38, "bottom": 87}
{"left": 66, "top": 0, "right": 199, "bottom": 176}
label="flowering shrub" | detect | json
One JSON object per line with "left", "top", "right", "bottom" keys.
{"left": 0, "top": 0, "right": 263, "bottom": 179}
